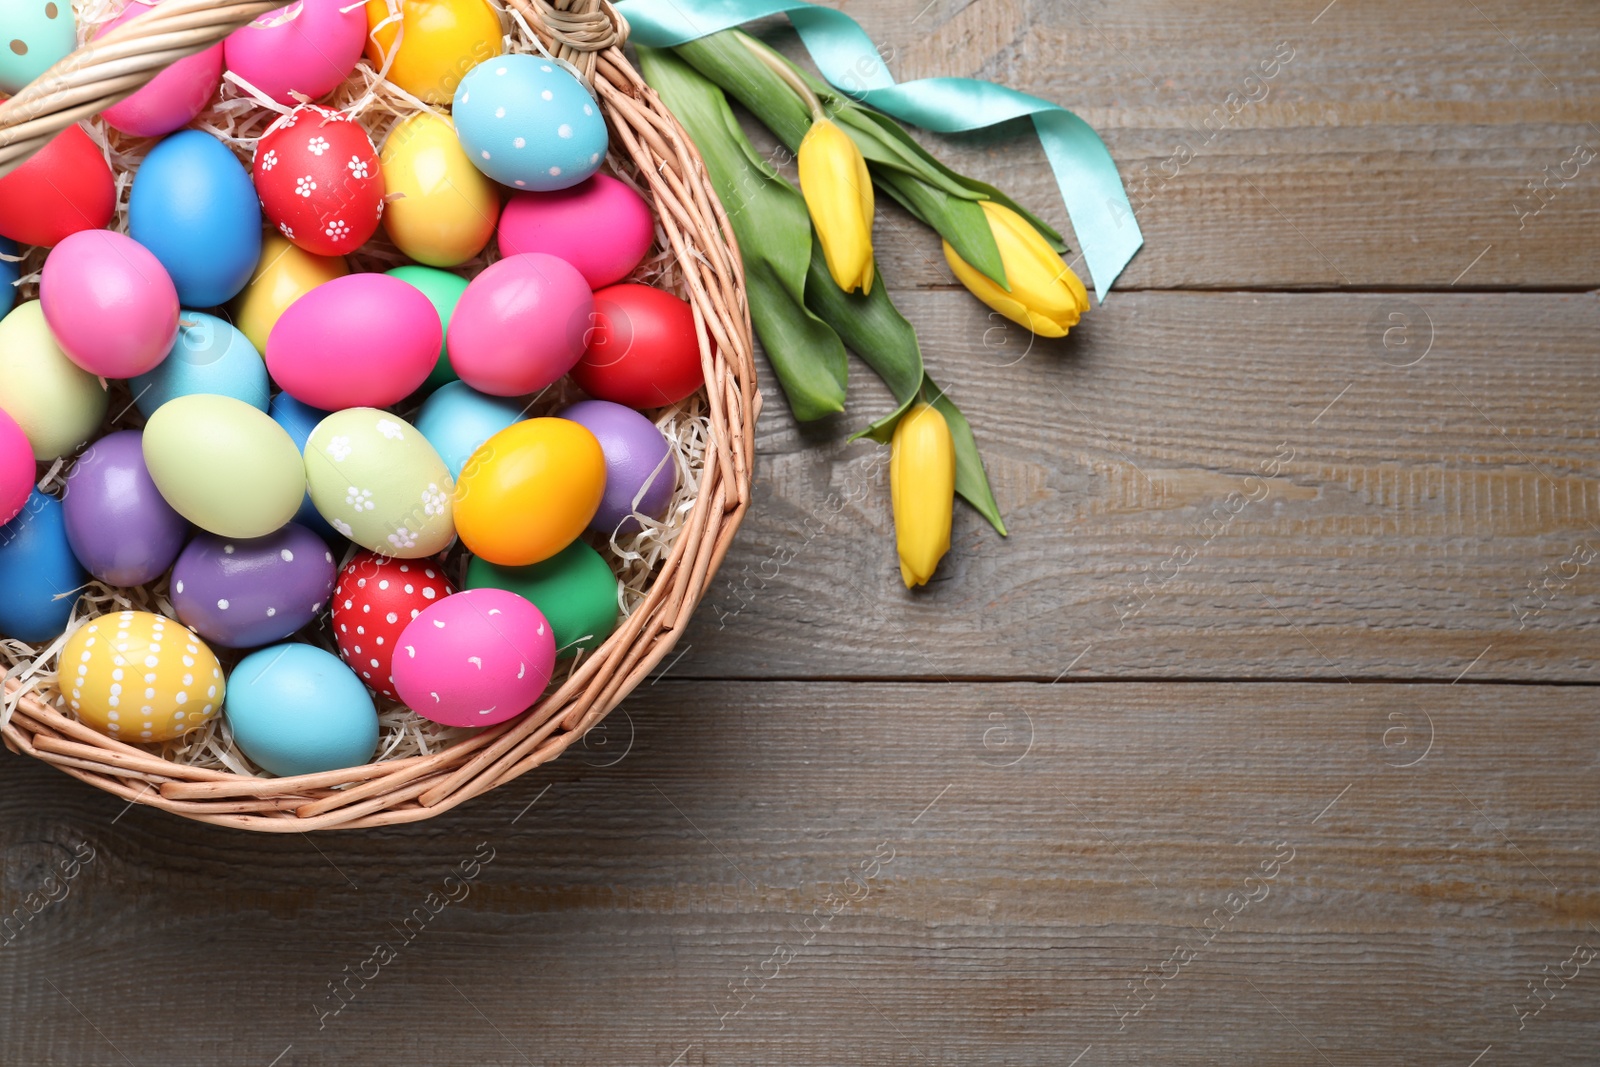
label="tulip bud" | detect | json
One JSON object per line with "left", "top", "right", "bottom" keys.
{"left": 890, "top": 402, "right": 955, "bottom": 588}
{"left": 944, "top": 201, "right": 1089, "bottom": 338}
{"left": 798, "top": 118, "right": 875, "bottom": 294}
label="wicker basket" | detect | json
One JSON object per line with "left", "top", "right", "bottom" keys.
{"left": 0, "top": 0, "right": 758, "bottom": 830}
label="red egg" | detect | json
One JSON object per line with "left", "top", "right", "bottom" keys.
{"left": 253, "top": 105, "right": 384, "bottom": 256}
{"left": 569, "top": 283, "right": 706, "bottom": 410}
{"left": 0, "top": 125, "right": 116, "bottom": 248}
{"left": 331, "top": 551, "right": 455, "bottom": 698}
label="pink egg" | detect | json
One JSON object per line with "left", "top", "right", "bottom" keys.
{"left": 266, "top": 273, "right": 441, "bottom": 409}
{"left": 498, "top": 175, "right": 655, "bottom": 289}
{"left": 0, "top": 407, "right": 33, "bottom": 526}
{"left": 98, "top": 0, "right": 225, "bottom": 137}
{"left": 446, "top": 253, "right": 593, "bottom": 397}
{"left": 392, "top": 588, "right": 556, "bottom": 728}
{"left": 224, "top": 0, "right": 368, "bottom": 107}
{"left": 40, "top": 230, "right": 180, "bottom": 379}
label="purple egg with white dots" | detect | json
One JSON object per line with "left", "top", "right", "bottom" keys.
{"left": 453, "top": 54, "right": 608, "bottom": 192}
{"left": 169, "top": 523, "right": 337, "bottom": 648}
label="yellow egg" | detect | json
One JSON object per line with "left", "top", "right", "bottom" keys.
{"left": 60, "top": 612, "right": 224, "bottom": 743}
{"left": 454, "top": 418, "right": 606, "bottom": 566}
{"left": 380, "top": 112, "right": 500, "bottom": 267}
{"left": 365, "top": 0, "right": 504, "bottom": 105}
{"left": 232, "top": 234, "right": 348, "bottom": 355}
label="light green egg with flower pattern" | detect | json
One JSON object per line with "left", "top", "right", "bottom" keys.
{"left": 305, "top": 408, "right": 455, "bottom": 559}
{"left": 0, "top": 0, "right": 79, "bottom": 95}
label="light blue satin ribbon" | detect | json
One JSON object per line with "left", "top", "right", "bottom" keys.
{"left": 614, "top": 0, "right": 1143, "bottom": 301}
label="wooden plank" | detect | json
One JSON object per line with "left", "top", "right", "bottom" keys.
{"left": 0, "top": 681, "right": 1593, "bottom": 1064}
{"left": 735, "top": 0, "right": 1600, "bottom": 289}
{"left": 676, "top": 289, "right": 1600, "bottom": 681}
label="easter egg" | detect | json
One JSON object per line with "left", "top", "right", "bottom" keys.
{"left": 0, "top": 0, "right": 77, "bottom": 94}
{"left": 39, "top": 230, "right": 180, "bottom": 378}
{"left": 446, "top": 252, "right": 592, "bottom": 397}
{"left": 130, "top": 312, "right": 270, "bottom": 418}
{"left": 0, "top": 490, "right": 84, "bottom": 642}
{"left": 380, "top": 112, "right": 500, "bottom": 267}
{"left": 62, "top": 430, "right": 188, "bottom": 588}
{"left": 224, "top": 0, "right": 367, "bottom": 106}
{"left": 454, "top": 54, "right": 607, "bottom": 192}
{"left": 269, "top": 393, "right": 342, "bottom": 546}
{"left": 0, "top": 236, "right": 17, "bottom": 316}
{"left": 129, "top": 130, "right": 264, "bottom": 308}
{"left": 465, "top": 540, "right": 618, "bottom": 659}
{"left": 331, "top": 551, "right": 454, "bottom": 697}
{"left": 454, "top": 418, "right": 604, "bottom": 566}
{"left": 254, "top": 105, "right": 385, "bottom": 257}
{"left": 414, "top": 381, "right": 526, "bottom": 480}
{"left": 363, "top": 0, "right": 502, "bottom": 105}
{"left": 571, "top": 283, "right": 705, "bottom": 409}
{"left": 386, "top": 265, "right": 466, "bottom": 391}
{"left": 0, "top": 125, "right": 115, "bottom": 248}
{"left": 498, "top": 175, "right": 653, "bottom": 289}
{"left": 225, "top": 643, "right": 378, "bottom": 776}
{"left": 559, "top": 399, "right": 673, "bottom": 535}
{"left": 143, "top": 394, "right": 305, "bottom": 538}
{"left": 0, "top": 407, "right": 33, "bottom": 525}
{"left": 267, "top": 273, "right": 441, "bottom": 409}
{"left": 97, "top": 0, "right": 223, "bottom": 137}
{"left": 0, "top": 302, "right": 109, "bottom": 460}
{"left": 170, "top": 524, "right": 336, "bottom": 648}
{"left": 304, "top": 408, "right": 454, "bottom": 558}
{"left": 232, "top": 232, "right": 348, "bottom": 354}
{"left": 392, "top": 588, "right": 555, "bottom": 727}
{"left": 60, "top": 611, "right": 223, "bottom": 742}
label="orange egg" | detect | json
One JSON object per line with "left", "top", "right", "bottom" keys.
{"left": 454, "top": 418, "right": 605, "bottom": 566}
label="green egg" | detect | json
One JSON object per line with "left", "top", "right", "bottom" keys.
{"left": 143, "top": 394, "right": 305, "bottom": 538}
{"left": 304, "top": 407, "right": 455, "bottom": 559}
{"left": 386, "top": 265, "right": 467, "bottom": 392}
{"left": 0, "top": 301, "right": 108, "bottom": 459}
{"left": 0, "top": 1, "right": 78, "bottom": 95}
{"left": 465, "top": 540, "right": 621, "bottom": 658}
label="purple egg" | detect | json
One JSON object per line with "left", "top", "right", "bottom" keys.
{"left": 170, "top": 523, "right": 337, "bottom": 648}
{"left": 559, "top": 400, "right": 674, "bottom": 535}
{"left": 62, "top": 429, "right": 189, "bottom": 586}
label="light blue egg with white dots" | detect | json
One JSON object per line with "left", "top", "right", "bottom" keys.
{"left": 130, "top": 312, "right": 269, "bottom": 417}
{"left": 0, "top": 237, "right": 17, "bottom": 317}
{"left": 453, "top": 53, "right": 607, "bottom": 192}
{"left": 0, "top": 0, "right": 78, "bottom": 95}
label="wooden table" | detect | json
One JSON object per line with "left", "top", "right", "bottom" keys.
{"left": 4, "top": 2, "right": 1596, "bottom": 1063}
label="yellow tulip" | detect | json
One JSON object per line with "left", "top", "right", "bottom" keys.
{"left": 890, "top": 403, "right": 956, "bottom": 588}
{"left": 944, "top": 201, "right": 1090, "bottom": 338}
{"left": 798, "top": 118, "right": 875, "bottom": 294}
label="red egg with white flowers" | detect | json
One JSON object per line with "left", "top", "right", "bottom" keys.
{"left": 330, "top": 551, "right": 454, "bottom": 698}
{"left": 253, "top": 105, "right": 385, "bottom": 256}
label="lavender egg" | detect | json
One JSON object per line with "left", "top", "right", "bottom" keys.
{"left": 558, "top": 399, "right": 673, "bottom": 535}
{"left": 62, "top": 429, "right": 189, "bottom": 587}
{"left": 170, "top": 523, "right": 336, "bottom": 649}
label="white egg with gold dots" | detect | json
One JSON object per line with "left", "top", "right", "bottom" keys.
{"left": 59, "top": 611, "right": 224, "bottom": 742}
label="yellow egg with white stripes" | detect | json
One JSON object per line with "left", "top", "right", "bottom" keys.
{"left": 60, "top": 611, "right": 224, "bottom": 742}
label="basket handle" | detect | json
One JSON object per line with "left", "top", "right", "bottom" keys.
{"left": 0, "top": 0, "right": 629, "bottom": 180}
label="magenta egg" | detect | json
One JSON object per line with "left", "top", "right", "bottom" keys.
{"left": 446, "top": 253, "right": 593, "bottom": 397}
{"left": 558, "top": 399, "right": 674, "bottom": 535}
{"left": 98, "top": 0, "right": 225, "bottom": 137}
{"left": 266, "top": 273, "right": 442, "bottom": 409}
{"left": 224, "top": 0, "right": 367, "bottom": 106}
{"left": 61, "top": 430, "right": 189, "bottom": 587}
{"left": 391, "top": 588, "right": 556, "bottom": 728}
{"left": 497, "top": 175, "right": 655, "bottom": 290}
{"left": 0, "top": 407, "right": 32, "bottom": 526}
{"left": 40, "top": 230, "right": 180, "bottom": 379}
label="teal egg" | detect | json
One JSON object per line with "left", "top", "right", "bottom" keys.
{"left": 224, "top": 643, "right": 379, "bottom": 776}
{"left": 130, "top": 312, "right": 269, "bottom": 417}
{"left": 0, "top": 490, "right": 86, "bottom": 643}
{"left": 414, "top": 381, "right": 526, "bottom": 479}
{"left": 0, "top": 1, "right": 78, "bottom": 95}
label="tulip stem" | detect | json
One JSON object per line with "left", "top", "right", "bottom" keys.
{"left": 740, "top": 35, "right": 827, "bottom": 122}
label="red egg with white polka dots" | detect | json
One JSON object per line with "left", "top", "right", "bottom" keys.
{"left": 330, "top": 551, "right": 454, "bottom": 698}
{"left": 253, "top": 104, "right": 385, "bottom": 256}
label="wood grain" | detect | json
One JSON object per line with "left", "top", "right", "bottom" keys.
{"left": 0, "top": 681, "right": 1593, "bottom": 1065}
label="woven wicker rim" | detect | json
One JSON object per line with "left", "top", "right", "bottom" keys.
{"left": 0, "top": 0, "right": 759, "bottom": 830}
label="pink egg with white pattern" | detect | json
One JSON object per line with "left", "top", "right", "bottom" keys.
{"left": 392, "top": 588, "right": 555, "bottom": 728}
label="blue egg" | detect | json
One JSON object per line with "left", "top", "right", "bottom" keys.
{"left": 268, "top": 392, "right": 343, "bottom": 547}
{"left": 0, "top": 490, "right": 86, "bottom": 643}
{"left": 453, "top": 54, "right": 608, "bottom": 192}
{"left": 130, "top": 312, "right": 269, "bottom": 417}
{"left": 415, "top": 381, "right": 527, "bottom": 479}
{"left": 224, "top": 643, "right": 378, "bottom": 776}
{"left": 0, "top": 237, "right": 17, "bottom": 316}
{"left": 129, "top": 131, "right": 263, "bottom": 307}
